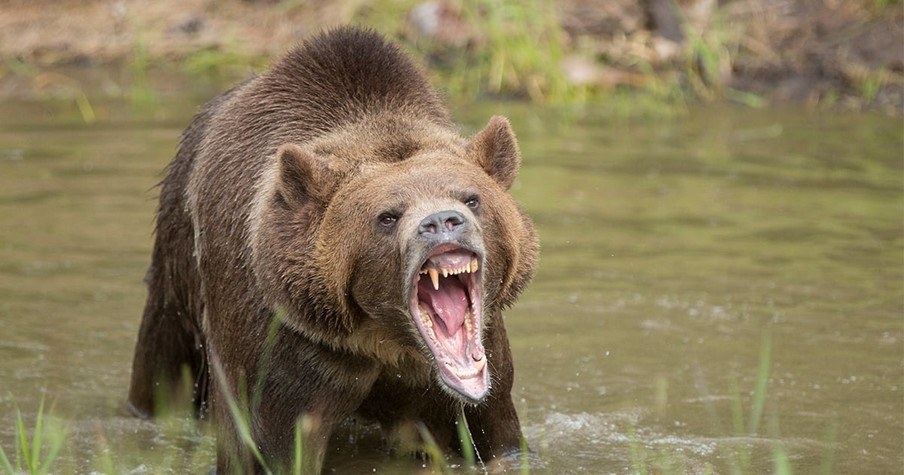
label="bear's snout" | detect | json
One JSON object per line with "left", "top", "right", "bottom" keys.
{"left": 417, "top": 210, "right": 467, "bottom": 241}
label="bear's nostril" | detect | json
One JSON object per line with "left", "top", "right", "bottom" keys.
{"left": 419, "top": 210, "right": 466, "bottom": 238}
{"left": 444, "top": 214, "right": 463, "bottom": 231}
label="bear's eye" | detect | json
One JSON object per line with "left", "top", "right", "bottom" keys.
{"left": 464, "top": 195, "right": 480, "bottom": 211}
{"left": 378, "top": 212, "right": 399, "bottom": 227}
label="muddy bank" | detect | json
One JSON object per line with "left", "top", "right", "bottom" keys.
{"left": 0, "top": 0, "right": 901, "bottom": 113}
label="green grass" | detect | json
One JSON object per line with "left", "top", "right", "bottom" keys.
{"left": 624, "top": 330, "right": 839, "bottom": 475}
{"left": 2, "top": 331, "right": 838, "bottom": 475}
{"left": 2, "top": 0, "right": 898, "bottom": 117}
{"left": 128, "top": 35, "right": 156, "bottom": 108}
{"left": 456, "top": 411, "right": 477, "bottom": 467}
{"left": 0, "top": 395, "right": 67, "bottom": 475}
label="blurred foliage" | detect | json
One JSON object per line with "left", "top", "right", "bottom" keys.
{"left": 0, "top": 0, "right": 899, "bottom": 115}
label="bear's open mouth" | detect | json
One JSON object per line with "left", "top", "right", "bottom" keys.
{"left": 409, "top": 244, "right": 488, "bottom": 402}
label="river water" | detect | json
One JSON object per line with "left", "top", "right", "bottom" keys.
{"left": 0, "top": 95, "right": 900, "bottom": 474}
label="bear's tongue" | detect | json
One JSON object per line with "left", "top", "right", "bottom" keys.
{"left": 412, "top": 249, "right": 487, "bottom": 401}
{"left": 417, "top": 277, "right": 467, "bottom": 336}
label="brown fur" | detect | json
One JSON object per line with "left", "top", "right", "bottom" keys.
{"left": 127, "top": 27, "right": 538, "bottom": 473}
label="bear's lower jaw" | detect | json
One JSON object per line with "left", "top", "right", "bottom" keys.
{"left": 415, "top": 305, "right": 489, "bottom": 401}
{"left": 410, "top": 246, "right": 488, "bottom": 401}
{"left": 436, "top": 342, "right": 489, "bottom": 401}
{"left": 412, "top": 299, "right": 489, "bottom": 402}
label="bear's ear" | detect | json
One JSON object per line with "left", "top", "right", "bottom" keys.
{"left": 467, "top": 116, "right": 522, "bottom": 190}
{"left": 275, "top": 143, "right": 331, "bottom": 206}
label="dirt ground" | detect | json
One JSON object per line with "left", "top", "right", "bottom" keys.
{"left": 0, "top": 0, "right": 901, "bottom": 113}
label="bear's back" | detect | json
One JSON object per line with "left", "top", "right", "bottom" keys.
{"left": 219, "top": 27, "right": 453, "bottom": 146}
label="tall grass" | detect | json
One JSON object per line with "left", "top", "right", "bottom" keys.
{"left": 680, "top": 3, "right": 764, "bottom": 108}
{"left": 359, "top": 0, "right": 585, "bottom": 104}
{"left": 456, "top": 411, "right": 477, "bottom": 467}
{"left": 211, "top": 360, "right": 273, "bottom": 474}
{"left": 3, "top": 330, "right": 837, "bottom": 474}
{"left": 128, "top": 35, "right": 156, "bottom": 108}
{"left": 0, "top": 396, "right": 67, "bottom": 475}
{"left": 625, "top": 330, "right": 839, "bottom": 475}
{"left": 459, "top": 0, "right": 576, "bottom": 102}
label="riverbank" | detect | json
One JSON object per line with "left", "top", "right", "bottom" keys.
{"left": 0, "top": 0, "right": 901, "bottom": 114}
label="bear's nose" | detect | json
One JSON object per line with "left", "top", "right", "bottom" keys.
{"left": 418, "top": 210, "right": 466, "bottom": 239}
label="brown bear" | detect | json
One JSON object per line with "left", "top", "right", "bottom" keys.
{"left": 127, "top": 26, "right": 538, "bottom": 473}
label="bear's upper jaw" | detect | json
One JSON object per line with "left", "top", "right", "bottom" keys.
{"left": 410, "top": 245, "right": 488, "bottom": 402}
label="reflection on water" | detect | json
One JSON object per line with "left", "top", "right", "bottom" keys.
{"left": 0, "top": 97, "right": 900, "bottom": 473}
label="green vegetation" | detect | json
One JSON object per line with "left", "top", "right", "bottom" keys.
{"left": 0, "top": 61, "right": 97, "bottom": 124}
{"left": 359, "top": 0, "right": 626, "bottom": 105}
{"left": 626, "top": 331, "right": 839, "bottom": 475}
{"left": 1, "top": 331, "right": 833, "bottom": 474}
{"left": 129, "top": 35, "right": 156, "bottom": 108}
{"left": 2, "top": 0, "right": 899, "bottom": 119}
{"left": 447, "top": 0, "right": 577, "bottom": 102}
{"left": 0, "top": 396, "right": 67, "bottom": 475}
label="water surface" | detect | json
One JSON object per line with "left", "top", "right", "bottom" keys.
{"left": 0, "top": 96, "right": 901, "bottom": 473}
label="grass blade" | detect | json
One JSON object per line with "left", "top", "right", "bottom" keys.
{"left": 32, "top": 396, "right": 45, "bottom": 473}
{"left": 293, "top": 418, "right": 303, "bottom": 475}
{"left": 0, "top": 443, "right": 14, "bottom": 475}
{"left": 415, "top": 422, "right": 451, "bottom": 474}
{"left": 772, "top": 444, "right": 793, "bottom": 475}
{"left": 456, "top": 411, "right": 476, "bottom": 468}
{"left": 16, "top": 408, "right": 31, "bottom": 472}
{"left": 211, "top": 358, "right": 272, "bottom": 474}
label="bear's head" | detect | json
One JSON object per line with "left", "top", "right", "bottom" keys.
{"left": 251, "top": 116, "right": 538, "bottom": 402}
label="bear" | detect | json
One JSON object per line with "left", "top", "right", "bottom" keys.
{"left": 126, "top": 26, "right": 539, "bottom": 473}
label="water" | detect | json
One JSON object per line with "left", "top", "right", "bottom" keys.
{"left": 0, "top": 94, "right": 901, "bottom": 474}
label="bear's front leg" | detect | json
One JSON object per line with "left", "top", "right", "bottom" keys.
{"left": 209, "top": 331, "right": 380, "bottom": 474}
{"left": 212, "top": 395, "right": 334, "bottom": 475}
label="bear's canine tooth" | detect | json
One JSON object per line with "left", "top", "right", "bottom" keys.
{"left": 470, "top": 259, "right": 479, "bottom": 273}
{"left": 473, "top": 356, "right": 487, "bottom": 372}
{"left": 428, "top": 268, "right": 440, "bottom": 290}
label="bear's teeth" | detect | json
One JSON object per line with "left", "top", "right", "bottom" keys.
{"left": 419, "top": 304, "right": 433, "bottom": 328}
{"left": 445, "top": 358, "right": 486, "bottom": 378}
{"left": 473, "top": 356, "right": 486, "bottom": 372}
{"left": 420, "top": 256, "right": 478, "bottom": 288}
{"left": 428, "top": 268, "right": 440, "bottom": 290}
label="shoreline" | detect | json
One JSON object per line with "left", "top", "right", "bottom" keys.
{"left": 0, "top": 0, "right": 901, "bottom": 114}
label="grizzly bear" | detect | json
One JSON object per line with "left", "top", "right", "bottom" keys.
{"left": 127, "top": 27, "right": 538, "bottom": 473}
